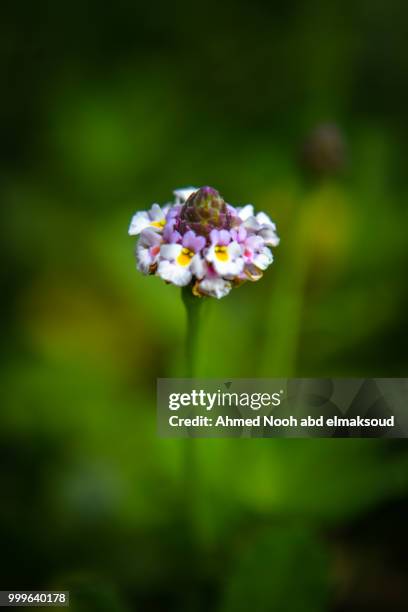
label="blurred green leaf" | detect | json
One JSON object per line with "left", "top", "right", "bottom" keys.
{"left": 220, "top": 525, "right": 329, "bottom": 612}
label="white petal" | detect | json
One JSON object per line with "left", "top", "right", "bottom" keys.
{"left": 256, "top": 211, "right": 275, "bottom": 228}
{"left": 128, "top": 211, "right": 150, "bottom": 235}
{"left": 243, "top": 216, "right": 261, "bottom": 232}
{"left": 220, "top": 242, "right": 245, "bottom": 277}
{"left": 190, "top": 254, "right": 206, "bottom": 279}
{"left": 253, "top": 247, "right": 273, "bottom": 270}
{"left": 136, "top": 247, "right": 153, "bottom": 274}
{"left": 237, "top": 204, "right": 254, "bottom": 221}
{"left": 136, "top": 231, "right": 162, "bottom": 274}
{"left": 157, "top": 260, "right": 192, "bottom": 286}
{"left": 139, "top": 228, "right": 162, "bottom": 247}
{"left": 205, "top": 243, "right": 244, "bottom": 277}
{"left": 205, "top": 245, "right": 217, "bottom": 264}
{"left": 173, "top": 187, "right": 198, "bottom": 205}
{"left": 198, "top": 278, "right": 232, "bottom": 299}
{"left": 228, "top": 241, "right": 243, "bottom": 258}
{"left": 160, "top": 243, "right": 182, "bottom": 261}
{"left": 213, "top": 257, "right": 244, "bottom": 277}
{"left": 149, "top": 203, "right": 165, "bottom": 221}
{"left": 260, "top": 227, "right": 280, "bottom": 247}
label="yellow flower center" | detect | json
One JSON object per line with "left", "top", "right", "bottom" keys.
{"left": 177, "top": 247, "right": 194, "bottom": 266}
{"left": 150, "top": 219, "right": 166, "bottom": 229}
{"left": 215, "top": 245, "right": 229, "bottom": 262}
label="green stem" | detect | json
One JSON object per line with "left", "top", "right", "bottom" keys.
{"left": 181, "top": 285, "right": 203, "bottom": 378}
{"left": 180, "top": 286, "right": 204, "bottom": 559}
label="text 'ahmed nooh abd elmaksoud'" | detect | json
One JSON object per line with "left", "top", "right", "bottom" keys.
{"left": 168, "top": 414, "right": 395, "bottom": 428}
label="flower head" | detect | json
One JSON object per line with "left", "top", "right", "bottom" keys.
{"left": 129, "top": 186, "right": 279, "bottom": 299}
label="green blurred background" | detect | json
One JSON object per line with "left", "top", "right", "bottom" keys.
{"left": 1, "top": 1, "right": 408, "bottom": 610}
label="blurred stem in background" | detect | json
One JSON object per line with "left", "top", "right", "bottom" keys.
{"left": 259, "top": 201, "right": 311, "bottom": 377}
{"left": 260, "top": 172, "right": 350, "bottom": 378}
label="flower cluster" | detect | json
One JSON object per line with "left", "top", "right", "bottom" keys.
{"left": 128, "top": 186, "right": 279, "bottom": 299}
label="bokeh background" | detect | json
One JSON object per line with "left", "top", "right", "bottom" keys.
{"left": 1, "top": 1, "right": 408, "bottom": 610}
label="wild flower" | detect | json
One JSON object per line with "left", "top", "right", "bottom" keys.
{"left": 129, "top": 186, "right": 279, "bottom": 299}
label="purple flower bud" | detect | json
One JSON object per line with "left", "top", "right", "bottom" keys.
{"left": 301, "top": 123, "right": 346, "bottom": 177}
{"left": 178, "top": 186, "right": 233, "bottom": 237}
